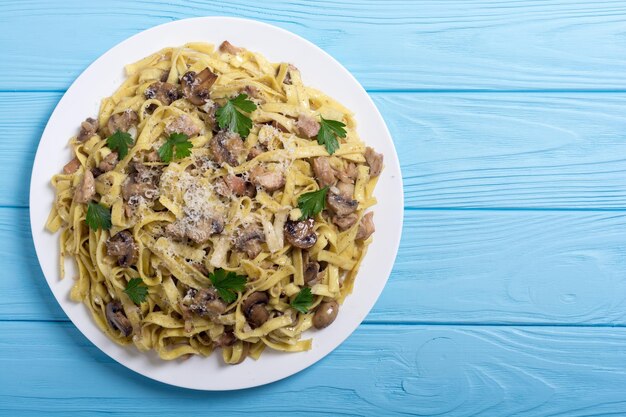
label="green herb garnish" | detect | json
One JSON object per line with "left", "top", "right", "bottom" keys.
{"left": 158, "top": 132, "right": 192, "bottom": 163}
{"left": 290, "top": 287, "right": 314, "bottom": 313}
{"left": 124, "top": 278, "right": 149, "bottom": 305}
{"left": 216, "top": 93, "right": 257, "bottom": 138}
{"left": 85, "top": 202, "right": 111, "bottom": 230}
{"left": 106, "top": 130, "right": 134, "bottom": 159}
{"left": 316, "top": 116, "right": 346, "bottom": 155}
{"left": 297, "top": 187, "right": 329, "bottom": 220}
{"left": 209, "top": 268, "right": 247, "bottom": 303}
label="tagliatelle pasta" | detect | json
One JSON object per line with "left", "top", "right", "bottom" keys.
{"left": 46, "top": 41, "right": 382, "bottom": 364}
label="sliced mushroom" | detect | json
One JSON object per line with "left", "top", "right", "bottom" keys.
{"left": 284, "top": 218, "right": 317, "bottom": 249}
{"left": 332, "top": 213, "right": 359, "bottom": 231}
{"left": 63, "top": 157, "right": 81, "bottom": 174}
{"left": 304, "top": 261, "right": 320, "bottom": 284}
{"left": 296, "top": 114, "right": 320, "bottom": 138}
{"left": 77, "top": 117, "right": 98, "bottom": 142}
{"left": 210, "top": 130, "right": 247, "bottom": 167}
{"left": 73, "top": 170, "right": 95, "bottom": 203}
{"left": 145, "top": 81, "right": 180, "bottom": 105}
{"left": 106, "top": 109, "right": 138, "bottom": 136}
{"left": 364, "top": 147, "right": 383, "bottom": 177}
{"left": 356, "top": 212, "right": 375, "bottom": 241}
{"left": 105, "top": 301, "right": 133, "bottom": 337}
{"left": 182, "top": 287, "right": 227, "bottom": 317}
{"left": 219, "top": 40, "right": 241, "bottom": 54}
{"left": 215, "top": 175, "right": 255, "bottom": 198}
{"left": 106, "top": 230, "right": 138, "bottom": 267}
{"left": 97, "top": 152, "right": 119, "bottom": 174}
{"left": 241, "top": 292, "right": 269, "bottom": 329}
{"left": 164, "top": 114, "right": 201, "bottom": 137}
{"left": 249, "top": 165, "right": 285, "bottom": 191}
{"left": 122, "top": 163, "right": 162, "bottom": 203}
{"left": 311, "top": 157, "right": 336, "bottom": 188}
{"left": 313, "top": 300, "right": 339, "bottom": 329}
{"left": 181, "top": 68, "right": 218, "bottom": 106}
{"left": 326, "top": 189, "right": 358, "bottom": 216}
{"left": 234, "top": 225, "right": 266, "bottom": 258}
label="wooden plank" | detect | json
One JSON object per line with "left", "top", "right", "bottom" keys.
{"left": 2, "top": 1, "right": 626, "bottom": 91}
{"left": 3, "top": 321, "right": 626, "bottom": 416}
{"left": 6, "top": 92, "right": 626, "bottom": 209}
{"left": 8, "top": 206, "right": 626, "bottom": 324}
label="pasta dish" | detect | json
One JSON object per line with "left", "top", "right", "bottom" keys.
{"left": 46, "top": 41, "right": 383, "bottom": 364}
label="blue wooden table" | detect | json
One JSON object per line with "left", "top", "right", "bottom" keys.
{"left": 3, "top": 1, "right": 626, "bottom": 415}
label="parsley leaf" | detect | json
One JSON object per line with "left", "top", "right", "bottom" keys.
{"left": 85, "top": 202, "right": 111, "bottom": 230}
{"left": 216, "top": 93, "right": 257, "bottom": 138}
{"left": 158, "top": 132, "right": 192, "bottom": 163}
{"left": 316, "top": 116, "right": 347, "bottom": 155}
{"left": 290, "top": 287, "right": 314, "bottom": 313}
{"left": 106, "top": 130, "right": 134, "bottom": 159}
{"left": 298, "top": 187, "right": 329, "bottom": 220}
{"left": 124, "top": 278, "right": 149, "bottom": 304}
{"left": 209, "top": 268, "right": 247, "bottom": 304}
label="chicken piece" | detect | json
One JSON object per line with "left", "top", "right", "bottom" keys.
{"left": 74, "top": 170, "right": 95, "bottom": 203}
{"left": 164, "top": 114, "right": 201, "bottom": 137}
{"left": 364, "top": 147, "right": 383, "bottom": 177}
{"left": 107, "top": 110, "right": 138, "bottom": 136}
{"left": 335, "top": 162, "right": 358, "bottom": 184}
{"left": 77, "top": 117, "right": 98, "bottom": 142}
{"left": 356, "top": 212, "right": 375, "bottom": 240}
{"left": 122, "top": 163, "right": 162, "bottom": 203}
{"left": 182, "top": 288, "right": 227, "bottom": 317}
{"left": 311, "top": 157, "right": 336, "bottom": 187}
{"left": 332, "top": 213, "right": 359, "bottom": 231}
{"left": 215, "top": 175, "right": 255, "bottom": 198}
{"left": 219, "top": 40, "right": 241, "bottom": 54}
{"left": 63, "top": 157, "right": 81, "bottom": 174}
{"left": 98, "top": 152, "right": 119, "bottom": 173}
{"left": 336, "top": 181, "right": 354, "bottom": 199}
{"left": 249, "top": 165, "right": 285, "bottom": 192}
{"left": 296, "top": 114, "right": 320, "bottom": 138}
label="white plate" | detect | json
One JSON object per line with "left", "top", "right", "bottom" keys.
{"left": 29, "top": 17, "right": 403, "bottom": 390}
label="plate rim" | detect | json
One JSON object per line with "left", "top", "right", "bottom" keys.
{"left": 29, "top": 16, "right": 404, "bottom": 390}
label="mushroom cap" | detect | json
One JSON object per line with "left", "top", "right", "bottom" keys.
{"left": 105, "top": 301, "right": 133, "bottom": 337}
{"left": 284, "top": 218, "right": 318, "bottom": 249}
{"left": 313, "top": 300, "right": 339, "bottom": 329}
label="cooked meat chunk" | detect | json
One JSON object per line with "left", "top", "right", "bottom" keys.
{"left": 243, "top": 85, "right": 262, "bottom": 100}
{"left": 332, "top": 213, "right": 359, "bottom": 231}
{"left": 144, "top": 150, "right": 160, "bottom": 162}
{"left": 182, "top": 288, "right": 227, "bottom": 317}
{"left": 336, "top": 181, "right": 354, "bottom": 199}
{"left": 364, "top": 147, "right": 383, "bottom": 177}
{"left": 97, "top": 152, "right": 119, "bottom": 174}
{"left": 122, "top": 163, "right": 162, "bottom": 203}
{"left": 234, "top": 225, "right": 266, "bottom": 258}
{"left": 335, "top": 162, "right": 358, "bottom": 184}
{"left": 215, "top": 330, "right": 238, "bottom": 347}
{"left": 106, "top": 301, "right": 132, "bottom": 337}
{"left": 63, "top": 157, "right": 81, "bottom": 174}
{"left": 249, "top": 165, "right": 285, "bottom": 191}
{"left": 106, "top": 230, "right": 138, "bottom": 267}
{"left": 219, "top": 40, "right": 241, "bottom": 54}
{"left": 284, "top": 219, "right": 317, "bottom": 249}
{"left": 181, "top": 68, "right": 217, "bottom": 106}
{"left": 73, "top": 170, "right": 95, "bottom": 203}
{"left": 247, "top": 146, "right": 264, "bottom": 161}
{"left": 145, "top": 81, "right": 180, "bottom": 105}
{"left": 107, "top": 110, "right": 138, "bottom": 136}
{"left": 210, "top": 131, "right": 247, "bottom": 167}
{"left": 164, "top": 114, "right": 201, "bottom": 137}
{"left": 77, "top": 117, "right": 98, "bottom": 142}
{"left": 311, "top": 157, "right": 336, "bottom": 188}
{"left": 165, "top": 216, "right": 224, "bottom": 244}
{"left": 326, "top": 189, "right": 358, "bottom": 216}
{"left": 296, "top": 114, "right": 320, "bottom": 138}
{"left": 356, "top": 212, "right": 375, "bottom": 240}
{"left": 215, "top": 175, "right": 255, "bottom": 198}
